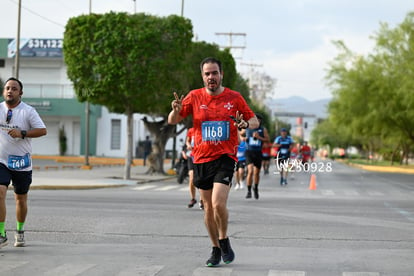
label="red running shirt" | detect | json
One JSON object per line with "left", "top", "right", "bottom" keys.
{"left": 186, "top": 127, "right": 195, "bottom": 157}
{"left": 179, "top": 88, "right": 255, "bottom": 163}
{"left": 186, "top": 127, "right": 195, "bottom": 146}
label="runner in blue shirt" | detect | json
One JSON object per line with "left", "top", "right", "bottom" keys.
{"left": 244, "top": 114, "right": 270, "bottom": 199}
{"left": 273, "top": 128, "right": 294, "bottom": 186}
{"left": 234, "top": 130, "right": 247, "bottom": 190}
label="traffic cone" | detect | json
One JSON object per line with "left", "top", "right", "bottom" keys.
{"left": 309, "top": 174, "right": 317, "bottom": 190}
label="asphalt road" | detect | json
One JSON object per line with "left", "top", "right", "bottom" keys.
{"left": 1, "top": 160, "right": 413, "bottom": 276}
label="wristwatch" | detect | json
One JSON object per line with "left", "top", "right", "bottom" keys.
{"left": 21, "top": 130, "right": 27, "bottom": 139}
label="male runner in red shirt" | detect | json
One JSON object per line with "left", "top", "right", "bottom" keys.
{"left": 168, "top": 57, "right": 259, "bottom": 267}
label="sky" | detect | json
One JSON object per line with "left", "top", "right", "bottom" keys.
{"left": 1, "top": 0, "right": 413, "bottom": 101}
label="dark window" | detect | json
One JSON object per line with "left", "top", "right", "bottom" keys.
{"left": 111, "top": 119, "right": 121, "bottom": 150}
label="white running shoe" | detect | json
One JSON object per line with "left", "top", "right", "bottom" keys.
{"left": 14, "top": 231, "right": 25, "bottom": 247}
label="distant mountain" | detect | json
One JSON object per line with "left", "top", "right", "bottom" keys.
{"left": 265, "top": 96, "right": 331, "bottom": 118}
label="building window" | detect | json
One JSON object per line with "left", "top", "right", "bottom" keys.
{"left": 111, "top": 119, "right": 121, "bottom": 150}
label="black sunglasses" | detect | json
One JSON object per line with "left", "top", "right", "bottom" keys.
{"left": 6, "top": 109, "right": 12, "bottom": 124}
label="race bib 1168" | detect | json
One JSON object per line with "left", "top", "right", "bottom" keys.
{"left": 201, "top": 121, "right": 230, "bottom": 142}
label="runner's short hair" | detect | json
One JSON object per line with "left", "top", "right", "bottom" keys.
{"left": 200, "top": 57, "right": 222, "bottom": 72}
{"left": 4, "top": 77, "right": 23, "bottom": 90}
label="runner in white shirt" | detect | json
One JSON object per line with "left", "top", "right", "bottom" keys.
{"left": 0, "top": 77, "right": 47, "bottom": 249}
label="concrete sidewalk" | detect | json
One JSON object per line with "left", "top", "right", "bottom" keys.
{"left": 29, "top": 157, "right": 176, "bottom": 190}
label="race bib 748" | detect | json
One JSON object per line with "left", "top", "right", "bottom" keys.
{"left": 8, "top": 153, "right": 31, "bottom": 170}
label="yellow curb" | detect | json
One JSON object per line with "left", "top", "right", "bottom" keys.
{"left": 32, "top": 155, "right": 172, "bottom": 166}
{"left": 348, "top": 162, "right": 414, "bottom": 174}
{"left": 30, "top": 184, "right": 128, "bottom": 190}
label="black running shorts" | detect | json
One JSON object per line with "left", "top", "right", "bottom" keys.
{"left": 245, "top": 150, "right": 263, "bottom": 169}
{"left": 187, "top": 157, "right": 194, "bottom": 170}
{"left": 237, "top": 160, "right": 246, "bottom": 170}
{"left": 193, "top": 155, "right": 236, "bottom": 190}
{"left": 0, "top": 163, "right": 32, "bottom": 194}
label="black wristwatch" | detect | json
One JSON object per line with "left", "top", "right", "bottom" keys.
{"left": 21, "top": 130, "right": 27, "bottom": 139}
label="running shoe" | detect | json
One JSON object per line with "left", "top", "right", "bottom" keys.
{"left": 199, "top": 200, "right": 204, "bottom": 210}
{"left": 206, "top": 246, "right": 221, "bottom": 267}
{"left": 245, "top": 190, "right": 252, "bottom": 199}
{"left": 0, "top": 233, "right": 8, "bottom": 248}
{"left": 253, "top": 187, "right": 259, "bottom": 199}
{"left": 234, "top": 183, "right": 240, "bottom": 190}
{"left": 14, "top": 230, "right": 25, "bottom": 247}
{"left": 219, "top": 237, "right": 235, "bottom": 264}
{"left": 187, "top": 199, "right": 197, "bottom": 208}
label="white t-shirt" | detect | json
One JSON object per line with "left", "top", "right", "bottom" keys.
{"left": 0, "top": 101, "right": 46, "bottom": 171}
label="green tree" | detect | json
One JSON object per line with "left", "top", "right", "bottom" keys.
{"left": 64, "top": 12, "right": 193, "bottom": 178}
{"left": 323, "top": 12, "right": 414, "bottom": 162}
{"left": 373, "top": 12, "right": 414, "bottom": 145}
{"left": 233, "top": 73, "right": 251, "bottom": 104}
{"left": 311, "top": 118, "right": 351, "bottom": 153}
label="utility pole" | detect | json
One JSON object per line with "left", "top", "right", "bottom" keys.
{"left": 133, "top": 0, "right": 136, "bottom": 13}
{"left": 83, "top": 0, "right": 92, "bottom": 169}
{"left": 181, "top": 0, "right": 184, "bottom": 16}
{"left": 240, "top": 62, "right": 263, "bottom": 89}
{"left": 215, "top": 32, "right": 246, "bottom": 59}
{"left": 240, "top": 62, "right": 265, "bottom": 105}
{"left": 172, "top": 0, "right": 185, "bottom": 169}
{"left": 14, "top": 0, "right": 22, "bottom": 78}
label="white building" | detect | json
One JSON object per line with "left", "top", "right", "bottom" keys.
{"left": 0, "top": 38, "right": 183, "bottom": 158}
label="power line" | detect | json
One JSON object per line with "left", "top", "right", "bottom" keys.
{"left": 240, "top": 62, "right": 263, "bottom": 69}
{"left": 8, "top": 0, "right": 65, "bottom": 28}
{"left": 55, "top": 0, "right": 82, "bottom": 14}
{"left": 215, "top": 32, "right": 246, "bottom": 49}
{"left": 215, "top": 32, "right": 246, "bottom": 59}
{"left": 240, "top": 62, "right": 263, "bottom": 86}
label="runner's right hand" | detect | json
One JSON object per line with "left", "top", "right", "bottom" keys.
{"left": 171, "top": 92, "right": 184, "bottom": 113}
